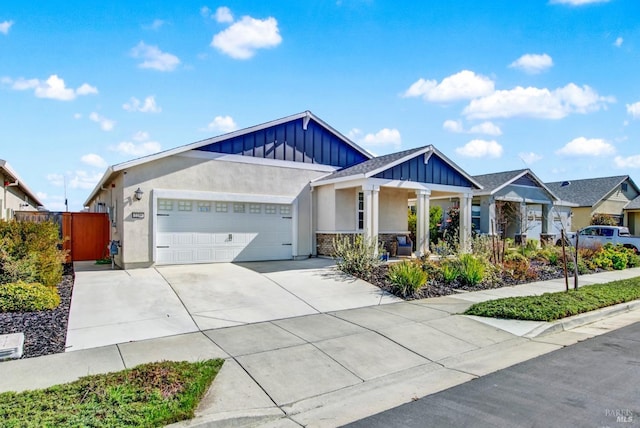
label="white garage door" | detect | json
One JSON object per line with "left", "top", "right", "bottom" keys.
{"left": 155, "top": 199, "right": 293, "bottom": 264}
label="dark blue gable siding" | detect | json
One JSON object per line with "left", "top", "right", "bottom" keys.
{"left": 373, "top": 154, "right": 473, "bottom": 187}
{"left": 195, "top": 118, "right": 368, "bottom": 169}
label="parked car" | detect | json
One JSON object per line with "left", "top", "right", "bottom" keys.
{"left": 559, "top": 226, "right": 640, "bottom": 252}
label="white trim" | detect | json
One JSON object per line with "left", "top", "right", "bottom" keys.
{"left": 292, "top": 198, "right": 299, "bottom": 256}
{"left": 0, "top": 159, "right": 44, "bottom": 207}
{"left": 178, "top": 150, "right": 339, "bottom": 172}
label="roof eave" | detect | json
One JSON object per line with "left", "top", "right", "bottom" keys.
{"left": 0, "top": 159, "right": 44, "bottom": 207}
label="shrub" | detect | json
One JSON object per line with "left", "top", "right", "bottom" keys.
{"left": 458, "top": 254, "right": 485, "bottom": 286}
{"left": 502, "top": 251, "right": 531, "bottom": 281}
{"left": 0, "top": 281, "right": 60, "bottom": 312}
{"left": 0, "top": 220, "right": 66, "bottom": 287}
{"left": 591, "top": 213, "right": 618, "bottom": 226}
{"left": 387, "top": 261, "right": 427, "bottom": 297}
{"left": 430, "top": 239, "right": 455, "bottom": 258}
{"left": 537, "top": 246, "right": 562, "bottom": 266}
{"left": 440, "top": 260, "right": 460, "bottom": 283}
{"left": 591, "top": 244, "right": 636, "bottom": 271}
{"left": 332, "top": 234, "right": 382, "bottom": 279}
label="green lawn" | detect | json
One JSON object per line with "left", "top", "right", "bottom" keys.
{"left": 0, "top": 359, "right": 223, "bottom": 428}
{"left": 464, "top": 277, "right": 640, "bottom": 322}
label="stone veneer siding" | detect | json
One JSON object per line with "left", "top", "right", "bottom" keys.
{"left": 316, "top": 232, "right": 409, "bottom": 256}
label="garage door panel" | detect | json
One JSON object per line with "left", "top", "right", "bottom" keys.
{"left": 155, "top": 199, "right": 292, "bottom": 265}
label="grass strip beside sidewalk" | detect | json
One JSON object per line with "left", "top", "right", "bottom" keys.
{"left": 0, "top": 359, "right": 223, "bottom": 428}
{"left": 464, "top": 277, "right": 640, "bottom": 322}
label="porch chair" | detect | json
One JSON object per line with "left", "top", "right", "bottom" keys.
{"left": 396, "top": 235, "right": 413, "bottom": 257}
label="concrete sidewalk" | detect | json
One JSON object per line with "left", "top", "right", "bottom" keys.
{"left": 0, "top": 268, "right": 639, "bottom": 428}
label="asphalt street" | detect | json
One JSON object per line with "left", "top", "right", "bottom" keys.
{"left": 345, "top": 322, "right": 640, "bottom": 428}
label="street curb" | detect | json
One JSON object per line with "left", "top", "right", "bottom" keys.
{"left": 166, "top": 408, "right": 284, "bottom": 428}
{"left": 524, "top": 299, "right": 640, "bottom": 338}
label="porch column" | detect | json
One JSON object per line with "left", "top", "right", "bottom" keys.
{"left": 540, "top": 203, "right": 554, "bottom": 246}
{"left": 363, "top": 184, "right": 380, "bottom": 254}
{"left": 459, "top": 192, "right": 472, "bottom": 253}
{"left": 415, "top": 189, "right": 431, "bottom": 257}
{"left": 488, "top": 197, "right": 496, "bottom": 236}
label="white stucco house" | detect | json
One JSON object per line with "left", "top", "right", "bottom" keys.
{"left": 84, "top": 111, "right": 481, "bottom": 268}
{"left": 1, "top": 159, "right": 44, "bottom": 220}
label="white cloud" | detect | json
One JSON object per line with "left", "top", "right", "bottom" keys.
{"left": 123, "top": 95, "right": 161, "bottom": 113}
{"left": 4, "top": 74, "right": 97, "bottom": 101}
{"left": 442, "top": 119, "right": 501, "bottom": 136}
{"left": 200, "top": 6, "right": 212, "bottom": 18}
{"left": 549, "top": 0, "right": 609, "bottom": 5}
{"left": 469, "top": 121, "right": 502, "bottom": 136}
{"left": 206, "top": 115, "right": 238, "bottom": 133}
{"left": 519, "top": 152, "right": 543, "bottom": 164}
{"left": 89, "top": 112, "right": 115, "bottom": 131}
{"left": 215, "top": 6, "right": 234, "bottom": 23}
{"left": 81, "top": 153, "right": 108, "bottom": 168}
{"left": 47, "top": 171, "right": 103, "bottom": 190}
{"left": 130, "top": 41, "right": 180, "bottom": 71}
{"left": 110, "top": 131, "right": 161, "bottom": 157}
{"left": 509, "top": 53, "right": 553, "bottom": 74}
{"left": 556, "top": 137, "right": 615, "bottom": 157}
{"left": 76, "top": 83, "right": 98, "bottom": 95}
{"left": 455, "top": 139, "right": 503, "bottom": 158}
{"left": 614, "top": 155, "right": 640, "bottom": 168}
{"left": 144, "top": 19, "right": 165, "bottom": 30}
{"left": 443, "top": 120, "right": 464, "bottom": 133}
{"left": 73, "top": 113, "right": 82, "bottom": 119}
{"left": 361, "top": 128, "right": 402, "bottom": 148}
{"left": 403, "top": 70, "right": 495, "bottom": 102}
{"left": 0, "top": 20, "right": 14, "bottom": 35}
{"left": 626, "top": 102, "right": 640, "bottom": 119}
{"left": 211, "top": 16, "right": 282, "bottom": 59}
{"left": 614, "top": 37, "right": 624, "bottom": 47}
{"left": 463, "top": 83, "right": 614, "bottom": 119}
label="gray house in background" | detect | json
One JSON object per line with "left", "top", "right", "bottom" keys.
{"left": 471, "top": 169, "right": 570, "bottom": 243}
{"left": 431, "top": 169, "right": 572, "bottom": 243}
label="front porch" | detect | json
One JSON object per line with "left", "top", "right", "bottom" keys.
{"left": 311, "top": 146, "right": 482, "bottom": 257}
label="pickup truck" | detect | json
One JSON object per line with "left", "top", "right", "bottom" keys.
{"left": 562, "top": 226, "right": 640, "bottom": 252}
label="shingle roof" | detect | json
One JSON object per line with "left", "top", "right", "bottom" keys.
{"left": 315, "top": 146, "right": 428, "bottom": 181}
{"left": 472, "top": 169, "right": 529, "bottom": 194}
{"left": 545, "top": 175, "right": 630, "bottom": 207}
{"left": 625, "top": 195, "right": 640, "bottom": 210}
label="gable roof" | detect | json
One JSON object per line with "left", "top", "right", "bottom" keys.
{"left": 473, "top": 169, "right": 558, "bottom": 200}
{"left": 313, "top": 145, "right": 482, "bottom": 189}
{"left": 625, "top": 194, "right": 640, "bottom": 210}
{"left": 546, "top": 175, "right": 637, "bottom": 207}
{"left": 85, "top": 111, "right": 371, "bottom": 206}
{"left": 0, "top": 159, "right": 44, "bottom": 207}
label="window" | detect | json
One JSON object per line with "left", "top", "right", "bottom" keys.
{"left": 249, "top": 203, "right": 261, "bottom": 214}
{"left": 264, "top": 205, "right": 277, "bottom": 214}
{"left": 472, "top": 204, "right": 481, "bottom": 230}
{"left": 177, "top": 200, "right": 192, "bottom": 211}
{"left": 357, "top": 192, "right": 364, "bottom": 230}
{"left": 197, "top": 202, "right": 211, "bottom": 212}
{"left": 622, "top": 183, "right": 628, "bottom": 192}
{"left": 280, "top": 206, "right": 291, "bottom": 215}
{"left": 158, "top": 199, "right": 173, "bottom": 211}
{"left": 215, "top": 202, "right": 228, "bottom": 213}
{"left": 233, "top": 203, "right": 245, "bottom": 213}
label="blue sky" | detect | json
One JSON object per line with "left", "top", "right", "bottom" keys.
{"left": 2, "top": 0, "right": 640, "bottom": 211}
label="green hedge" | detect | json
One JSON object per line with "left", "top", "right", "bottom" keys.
{"left": 0, "top": 220, "right": 66, "bottom": 287}
{"left": 0, "top": 281, "right": 60, "bottom": 312}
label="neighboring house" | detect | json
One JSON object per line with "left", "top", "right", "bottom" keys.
{"left": 546, "top": 175, "right": 640, "bottom": 231}
{"left": 623, "top": 195, "right": 640, "bottom": 235}
{"left": 431, "top": 169, "right": 572, "bottom": 243}
{"left": 1, "top": 159, "right": 43, "bottom": 220}
{"left": 84, "top": 111, "right": 481, "bottom": 268}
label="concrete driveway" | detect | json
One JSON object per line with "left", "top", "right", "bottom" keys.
{"left": 66, "top": 258, "right": 399, "bottom": 351}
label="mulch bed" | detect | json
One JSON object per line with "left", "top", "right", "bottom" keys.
{"left": 0, "top": 264, "right": 74, "bottom": 359}
{"left": 364, "top": 260, "right": 580, "bottom": 300}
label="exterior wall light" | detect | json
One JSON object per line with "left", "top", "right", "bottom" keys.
{"left": 134, "top": 187, "right": 144, "bottom": 201}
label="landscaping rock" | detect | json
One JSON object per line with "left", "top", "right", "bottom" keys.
{"left": 0, "top": 264, "right": 74, "bottom": 359}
